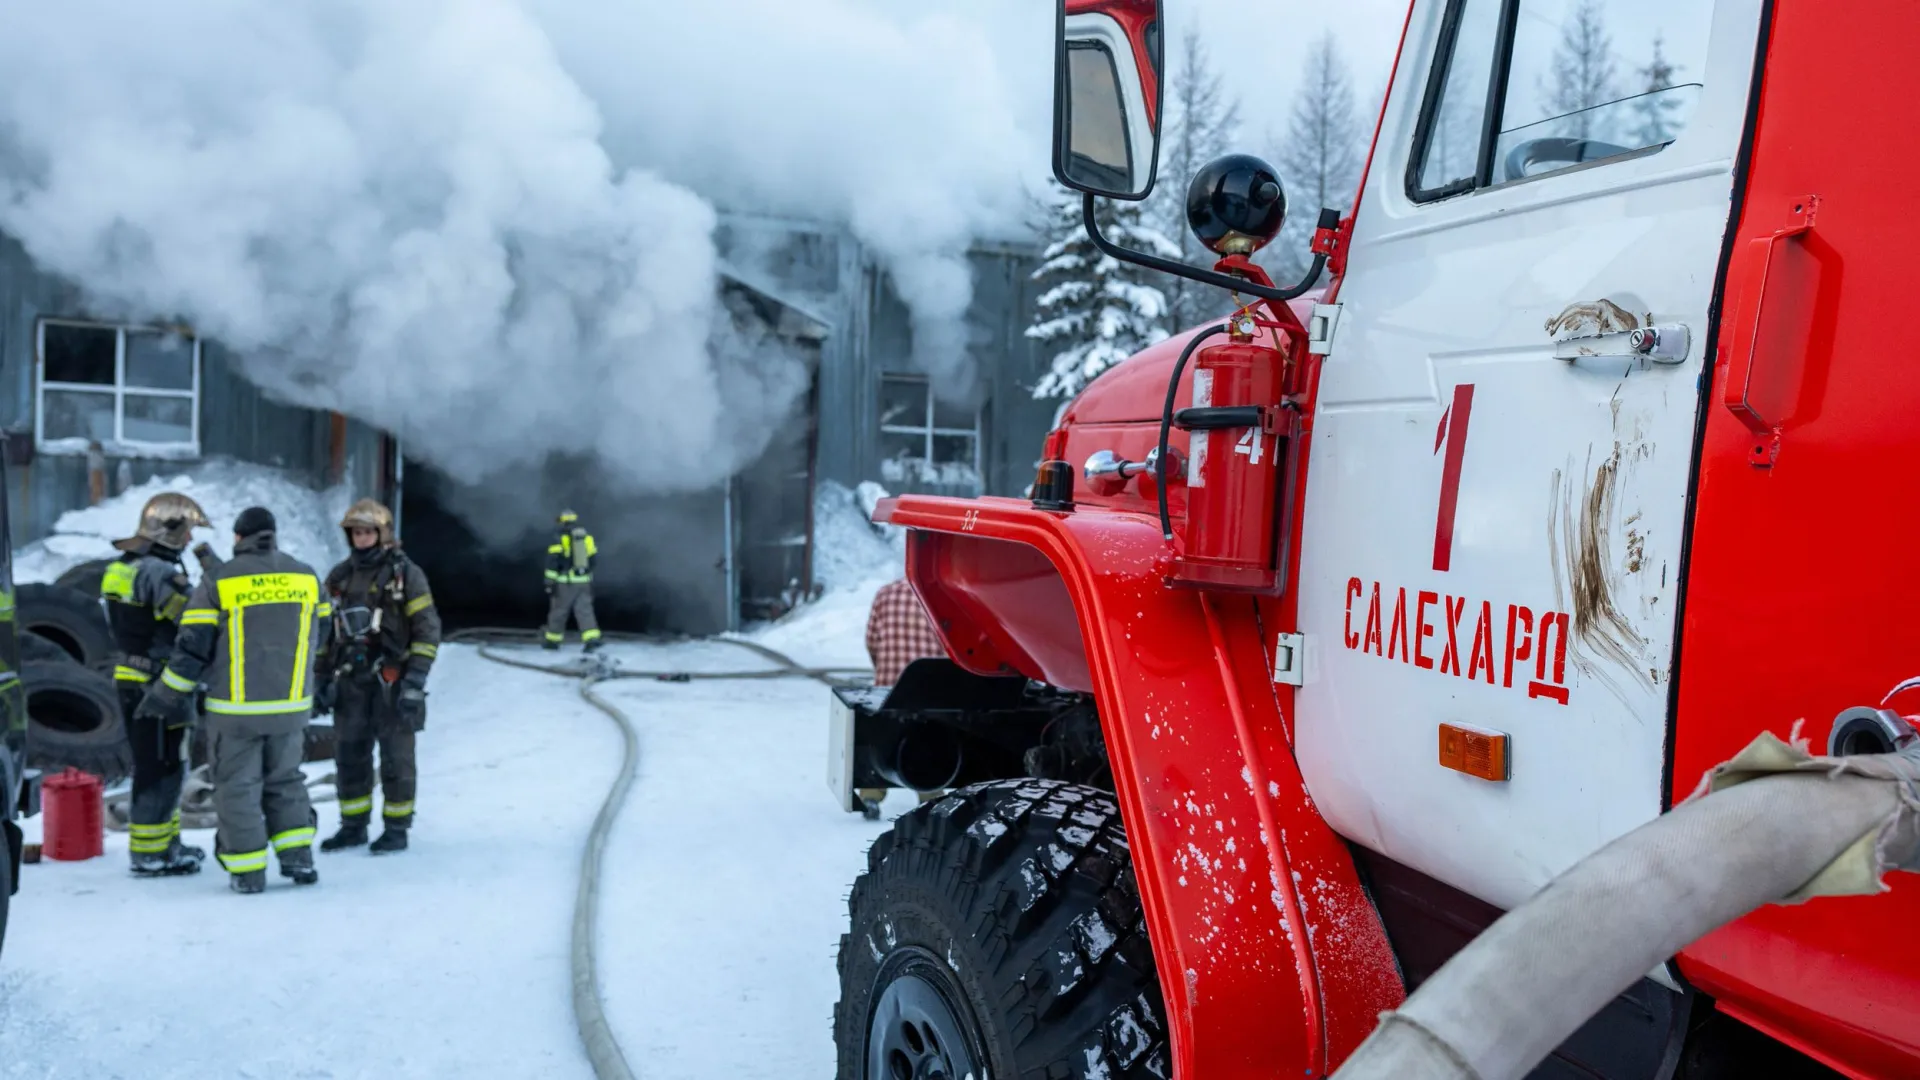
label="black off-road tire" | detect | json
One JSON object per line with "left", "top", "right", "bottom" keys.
{"left": 22, "top": 661, "right": 130, "bottom": 781}
{"left": 17, "top": 583, "right": 114, "bottom": 668}
{"left": 18, "top": 632, "right": 71, "bottom": 666}
{"left": 836, "top": 779, "right": 1169, "bottom": 1080}
{"left": 52, "top": 558, "right": 115, "bottom": 599}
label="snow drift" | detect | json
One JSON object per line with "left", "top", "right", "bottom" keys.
{"left": 13, "top": 461, "right": 353, "bottom": 585}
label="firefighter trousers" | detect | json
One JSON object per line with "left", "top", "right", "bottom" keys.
{"left": 119, "top": 684, "right": 190, "bottom": 859}
{"left": 545, "top": 582, "right": 600, "bottom": 646}
{"left": 335, "top": 674, "right": 416, "bottom": 830}
{"left": 209, "top": 716, "right": 315, "bottom": 874}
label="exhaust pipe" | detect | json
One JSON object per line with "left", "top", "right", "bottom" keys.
{"left": 873, "top": 728, "right": 964, "bottom": 792}
{"left": 1334, "top": 730, "right": 1920, "bottom": 1080}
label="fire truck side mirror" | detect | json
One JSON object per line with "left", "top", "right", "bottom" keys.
{"left": 1052, "top": 0, "right": 1162, "bottom": 201}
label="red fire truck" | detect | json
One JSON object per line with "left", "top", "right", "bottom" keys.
{"left": 831, "top": 1, "right": 1920, "bottom": 1076}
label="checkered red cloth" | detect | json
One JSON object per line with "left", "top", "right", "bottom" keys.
{"left": 865, "top": 578, "right": 945, "bottom": 686}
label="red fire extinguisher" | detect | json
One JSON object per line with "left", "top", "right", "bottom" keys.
{"left": 1167, "top": 324, "right": 1296, "bottom": 593}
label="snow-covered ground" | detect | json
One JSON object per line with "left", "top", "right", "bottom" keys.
{"left": 0, "top": 482, "right": 916, "bottom": 1078}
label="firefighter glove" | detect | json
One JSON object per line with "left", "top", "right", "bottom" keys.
{"left": 397, "top": 686, "right": 428, "bottom": 731}
{"left": 134, "top": 682, "right": 187, "bottom": 725}
{"left": 312, "top": 677, "right": 337, "bottom": 718}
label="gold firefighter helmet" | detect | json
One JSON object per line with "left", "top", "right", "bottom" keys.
{"left": 113, "top": 492, "right": 209, "bottom": 553}
{"left": 340, "top": 498, "right": 396, "bottom": 546}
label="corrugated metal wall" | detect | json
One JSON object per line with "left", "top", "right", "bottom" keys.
{"left": 719, "top": 214, "right": 1052, "bottom": 502}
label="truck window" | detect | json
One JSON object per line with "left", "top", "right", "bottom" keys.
{"left": 1410, "top": 0, "right": 1712, "bottom": 200}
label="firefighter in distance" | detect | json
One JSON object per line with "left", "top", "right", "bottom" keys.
{"left": 314, "top": 499, "right": 439, "bottom": 855}
{"left": 543, "top": 510, "right": 601, "bottom": 652}
{"left": 103, "top": 492, "right": 213, "bottom": 877}
{"left": 140, "top": 507, "right": 325, "bottom": 894}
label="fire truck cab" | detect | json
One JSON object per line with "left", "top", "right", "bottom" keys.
{"left": 833, "top": 1, "right": 1920, "bottom": 1077}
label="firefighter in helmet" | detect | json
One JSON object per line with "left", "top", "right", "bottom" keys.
{"left": 543, "top": 510, "right": 601, "bottom": 652}
{"left": 104, "top": 492, "right": 211, "bottom": 876}
{"left": 313, "top": 499, "right": 440, "bottom": 854}
{"left": 140, "top": 507, "right": 326, "bottom": 894}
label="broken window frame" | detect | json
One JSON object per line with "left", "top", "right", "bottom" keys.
{"left": 35, "top": 318, "right": 202, "bottom": 457}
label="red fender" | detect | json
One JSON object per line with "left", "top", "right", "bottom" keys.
{"left": 879, "top": 494, "right": 1403, "bottom": 1078}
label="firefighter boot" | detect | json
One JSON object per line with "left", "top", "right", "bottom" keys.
{"left": 131, "top": 841, "right": 204, "bottom": 877}
{"left": 542, "top": 639, "right": 561, "bottom": 651}
{"left": 583, "top": 638, "right": 604, "bottom": 654}
{"left": 320, "top": 822, "right": 369, "bottom": 852}
{"left": 370, "top": 826, "right": 409, "bottom": 854}
{"left": 229, "top": 869, "right": 267, "bottom": 895}
{"left": 279, "top": 847, "right": 319, "bottom": 886}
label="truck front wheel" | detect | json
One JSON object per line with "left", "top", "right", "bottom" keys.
{"left": 836, "top": 779, "right": 1168, "bottom": 1079}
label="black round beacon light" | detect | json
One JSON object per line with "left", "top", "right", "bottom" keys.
{"left": 1186, "top": 154, "right": 1287, "bottom": 256}
{"left": 1031, "top": 460, "right": 1076, "bottom": 513}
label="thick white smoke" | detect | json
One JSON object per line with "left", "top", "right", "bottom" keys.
{"left": 0, "top": 0, "right": 1046, "bottom": 491}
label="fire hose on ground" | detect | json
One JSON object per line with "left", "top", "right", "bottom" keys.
{"left": 447, "top": 628, "right": 869, "bottom": 1080}
{"left": 1333, "top": 730, "right": 1920, "bottom": 1080}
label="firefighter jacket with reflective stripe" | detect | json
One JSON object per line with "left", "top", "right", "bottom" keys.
{"left": 163, "top": 532, "right": 330, "bottom": 730}
{"left": 321, "top": 546, "right": 440, "bottom": 683}
{"left": 545, "top": 528, "right": 597, "bottom": 585}
{"left": 101, "top": 549, "right": 193, "bottom": 683}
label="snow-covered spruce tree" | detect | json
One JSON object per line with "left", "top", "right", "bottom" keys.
{"left": 1263, "top": 33, "right": 1365, "bottom": 287}
{"left": 1544, "top": 0, "right": 1622, "bottom": 141}
{"left": 1630, "top": 34, "right": 1685, "bottom": 146}
{"left": 1027, "top": 186, "right": 1177, "bottom": 401}
{"left": 1152, "top": 30, "right": 1243, "bottom": 328}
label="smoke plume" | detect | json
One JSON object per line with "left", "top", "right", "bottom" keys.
{"left": 0, "top": 0, "right": 1044, "bottom": 496}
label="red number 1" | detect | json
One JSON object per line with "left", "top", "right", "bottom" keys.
{"left": 1432, "top": 383, "right": 1475, "bottom": 572}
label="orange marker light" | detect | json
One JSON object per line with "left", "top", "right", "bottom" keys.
{"left": 1438, "top": 722, "right": 1509, "bottom": 782}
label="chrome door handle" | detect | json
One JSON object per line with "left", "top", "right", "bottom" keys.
{"left": 1552, "top": 323, "right": 1691, "bottom": 365}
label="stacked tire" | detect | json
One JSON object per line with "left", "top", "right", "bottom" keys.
{"left": 16, "top": 582, "right": 129, "bottom": 781}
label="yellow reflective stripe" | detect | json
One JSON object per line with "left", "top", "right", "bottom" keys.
{"left": 339, "top": 796, "right": 373, "bottom": 817}
{"left": 115, "top": 666, "right": 153, "bottom": 684}
{"left": 382, "top": 801, "right": 414, "bottom": 818}
{"left": 544, "top": 631, "right": 564, "bottom": 642}
{"left": 583, "top": 535, "right": 597, "bottom": 557}
{"left": 315, "top": 602, "right": 333, "bottom": 618}
{"left": 160, "top": 667, "right": 196, "bottom": 692}
{"left": 229, "top": 605, "right": 245, "bottom": 702}
{"left": 404, "top": 593, "right": 434, "bottom": 617}
{"left": 580, "top": 629, "right": 602, "bottom": 642}
{"left": 204, "top": 697, "right": 312, "bottom": 716}
{"left": 179, "top": 608, "right": 219, "bottom": 626}
{"left": 101, "top": 561, "right": 137, "bottom": 601}
{"left": 409, "top": 642, "right": 438, "bottom": 659}
{"left": 288, "top": 594, "right": 315, "bottom": 706}
{"left": 547, "top": 544, "right": 564, "bottom": 555}
{"left": 158, "top": 593, "right": 188, "bottom": 623}
{"left": 217, "top": 849, "right": 269, "bottom": 873}
{"left": 130, "top": 836, "right": 174, "bottom": 854}
{"left": 544, "top": 570, "right": 563, "bottom": 580}
{"left": 270, "top": 827, "right": 316, "bottom": 852}
{"left": 129, "top": 822, "right": 174, "bottom": 837}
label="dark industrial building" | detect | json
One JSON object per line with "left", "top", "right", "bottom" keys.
{"left": 0, "top": 215, "right": 1053, "bottom": 635}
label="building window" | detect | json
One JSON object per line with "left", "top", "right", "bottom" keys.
{"left": 878, "top": 375, "right": 981, "bottom": 489}
{"left": 37, "top": 319, "right": 201, "bottom": 457}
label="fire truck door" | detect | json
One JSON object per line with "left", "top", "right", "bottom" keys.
{"left": 1294, "top": 0, "right": 1761, "bottom": 909}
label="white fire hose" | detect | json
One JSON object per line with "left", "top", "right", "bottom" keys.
{"left": 1334, "top": 730, "right": 1920, "bottom": 1079}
